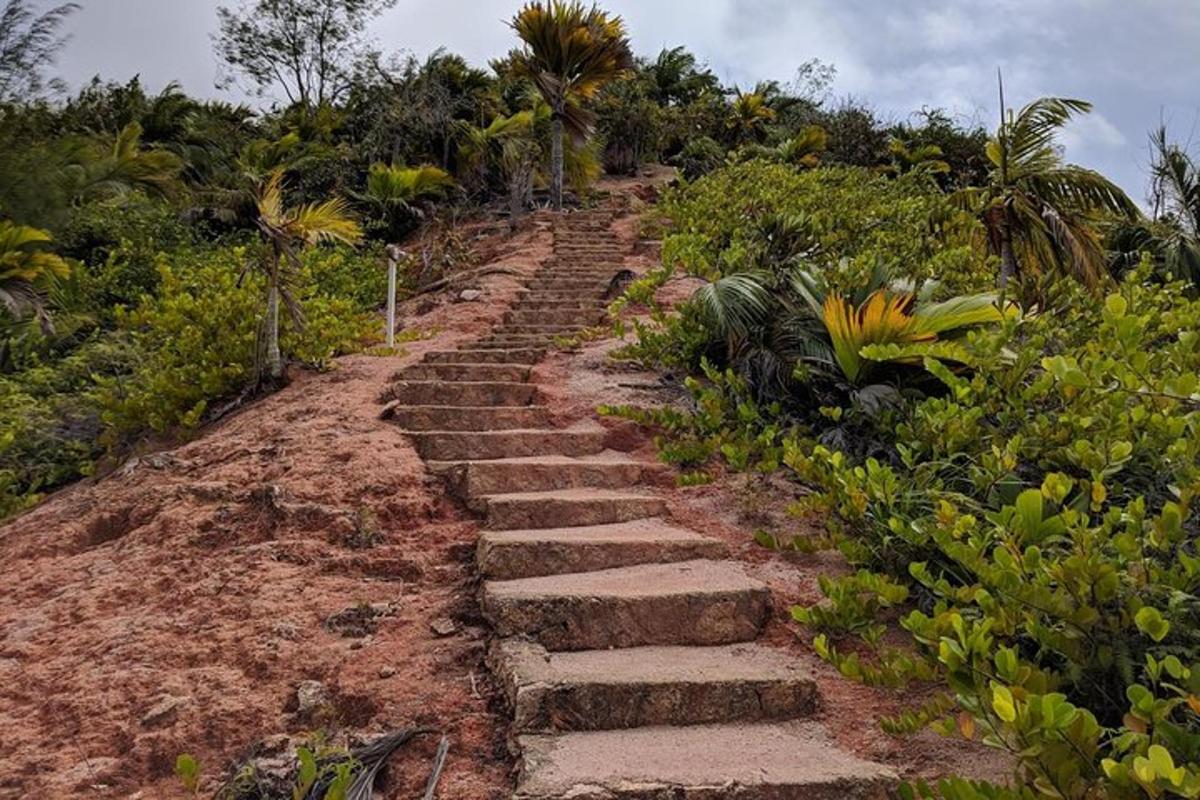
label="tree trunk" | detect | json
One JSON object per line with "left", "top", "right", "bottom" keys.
{"left": 265, "top": 280, "right": 283, "bottom": 381}
{"left": 998, "top": 216, "right": 1017, "bottom": 299}
{"left": 550, "top": 114, "right": 565, "bottom": 212}
{"left": 508, "top": 172, "right": 525, "bottom": 230}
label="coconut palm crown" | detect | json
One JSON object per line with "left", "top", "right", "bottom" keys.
{"left": 953, "top": 93, "right": 1139, "bottom": 298}
{"left": 507, "top": 1, "right": 633, "bottom": 211}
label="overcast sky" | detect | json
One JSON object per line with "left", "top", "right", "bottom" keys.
{"left": 49, "top": 0, "right": 1200, "bottom": 202}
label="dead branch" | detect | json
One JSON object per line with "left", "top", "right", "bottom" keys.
{"left": 412, "top": 265, "right": 526, "bottom": 296}
{"left": 422, "top": 736, "right": 451, "bottom": 800}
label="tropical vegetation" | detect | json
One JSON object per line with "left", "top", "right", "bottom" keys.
{"left": 605, "top": 72, "right": 1200, "bottom": 800}
{"left": 0, "top": 0, "right": 1010, "bottom": 521}
{"left": 5, "top": 0, "right": 1200, "bottom": 796}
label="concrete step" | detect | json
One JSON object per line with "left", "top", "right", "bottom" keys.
{"left": 388, "top": 405, "right": 552, "bottom": 432}
{"left": 480, "top": 488, "right": 667, "bottom": 530}
{"left": 491, "top": 640, "right": 819, "bottom": 732}
{"left": 535, "top": 268, "right": 622, "bottom": 277}
{"left": 525, "top": 278, "right": 612, "bottom": 291}
{"left": 514, "top": 294, "right": 606, "bottom": 305}
{"left": 470, "top": 337, "right": 572, "bottom": 350}
{"left": 424, "top": 348, "right": 545, "bottom": 365}
{"left": 489, "top": 323, "right": 586, "bottom": 335}
{"left": 515, "top": 299, "right": 607, "bottom": 311}
{"left": 439, "top": 455, "right": 669, "bottom": 498}
{"left": 476, "top": 518, "right": 725, "bottom": 579}
{"left": 513, "top": 722, "right": 896, "bottom": 799}
{"left": 552, "top": 237, "right": 619, "bottom": 244}
{"left": 399, "top": 363, "right": 532, "bottom": 383}
{"left": 478, "top": 335, "right": 568, "bottom": 348}
{"left": 539, "top": 263, "right": 623, "bottom": 272}
{"left": 386, "top": 380, "right": 537, "bottom": 407}
{"left": 516, "top": 290, "right": 606, "bottom": 300}
{"left": 505, "top": 309, "right": 606, "bottom": 326}
{"left": 481, "top": 560, "right": 770, "bottom": 650}
{"left": 409, "top": 426, "right": 606, "bottom": 461}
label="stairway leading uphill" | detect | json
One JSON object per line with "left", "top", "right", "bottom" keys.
{"left": 388, "top": 210, "right": 897, "bottom": 798}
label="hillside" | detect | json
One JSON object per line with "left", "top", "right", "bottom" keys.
{"left": 0, "top": 176, "right": 1011, "bottom": 798}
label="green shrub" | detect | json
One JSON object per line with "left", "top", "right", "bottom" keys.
{"left": 617, "top": 158, "right": 1200, "bottom": 797}
{"left": 658, "top": 161, "right": 984, "bottom": 288}
{"left": 97, "top": 247, "right": 261, "bottom": 435}
{"left": 99, "top": 244, "right": 378, "bottom": 437}
{"left": 298, "top": 242, "right": 389, "bottom": 312}
{"left": 56, "top": 198, "right": 196, "bottom": 308}
{"left": 670, "top": 136, "right": 726, "bottom": 181}
{"left": 0, "top": 336, "right": 139, "bottom": 515}
{"left": 668, "top": 274, "right": 1200, "bottom": 797}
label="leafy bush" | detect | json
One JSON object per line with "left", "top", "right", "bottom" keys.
{"left": 670, "top": 136, "right": 726, "bottom": 181}
{"left": 781, "top": 273, "right": 1200, "bottom": 797}
{"left": 0, "top": 241, "right": 379, "bottom": 518}
{"left": 616, "top": 156, "right": 1200, "bottom": 797}
{"left": 99, "top": 244, "right": 378, "bottom": 437}
{"left": 97, "top": 248, "right": 262, "bottom": 435}
{"left": 657, "top": 161, "right": 982, "bottom": 286}
{"left": 0, "top": 336, "right": 139, "bottom": 516}
{"left": 55, "top": 197, "right": 196, "bottom": 308}
{"left": 615, "top": 163, "right": 992, "bottom": 424}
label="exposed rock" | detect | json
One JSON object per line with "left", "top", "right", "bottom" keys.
{"left": 295, "top": 680, "right": 329, "bottom": 716}
{"left": 272, "top": 621, "right": 300, "bottom": 641}
{"left": 379, "top": 665, "right": 397, "bottom": 678}
{"left": 458, "top": 289, "right": 483, "bottom": 302}
{"left": 430, "top": 617, "right": 459, "bottom": 637}
{"left": 324, "top": 603, "right": 385, "bottom": 638}
{"left": 140, "top": 694, "right": 189, "bottom": 729}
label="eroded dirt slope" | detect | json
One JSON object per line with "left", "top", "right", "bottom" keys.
{"left": 0, "top": 215, "right": 555, "bottom": 800}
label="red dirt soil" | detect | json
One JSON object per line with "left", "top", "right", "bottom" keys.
{"left": 0, "top": 217, "right": 553, "bottom": 799}
{"left": 1, "top": 171, "right": 1008, "bottom": 799}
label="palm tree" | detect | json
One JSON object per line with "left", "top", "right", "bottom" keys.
{"left": 0, "top": 221, "right": 70, "bottom": 331}
{"left": 727, "top": 90, "right": 777, "bottom": 145}
{"left": 953, "top": 88, "right": 1138, "bottom": 298}
{"left": 886, "top": 138, "right": 950, "bottom": 177}
{"left": 736, "top": 126, "right": 827, "bottom": 169}
{"left": 360, "top": 163, "right": 455, "bottom": 241}
{"left": 250, "top": 170, "right": 362, "bottom": 382}
{"left": 65, "top": 122, "right": 185, "bottom": 204}
{"left": 1147, "top": 126, "right": 1200, "bottom": 285}
{"left": 508, "top": 1, "right": 633, "bottom": 211}
{"left": 692, "top": 262, "right": 1003, "bottom": 393}
{"left": 455, "top": 110, "right": 536, "bottom": 194}
{"left": 455, "top": 110, "right": 542, "bottom": 223}
{"left": 644, "top": 46, "right": 719, "bottom": 107}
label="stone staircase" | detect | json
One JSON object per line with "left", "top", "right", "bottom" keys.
{"left": 387, "top": 210, "right": 896, "bottom": 798}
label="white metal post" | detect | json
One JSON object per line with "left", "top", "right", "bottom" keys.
{"left": 385, "top": 245, "right": 400, "bottom": 349}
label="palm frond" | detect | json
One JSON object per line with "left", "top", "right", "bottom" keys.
{"left": 255, "top": 169, "right": 287, "bottom": 227}
{"left": 1024, "top": 167, "right": 1139, "bottom": 218}
{"left": 292, "top": 197, "right": 363, "bottom": 247}
{"left": 509, "top": 1, "right": 633, "bottom": 137}
{"left": 366, "top": 164, "right": 455, "bottom": 206}
{"left": 692, "top": 271, "right": 773, "bottom": 342}
{"left": 909, "top": 293, "right": 1004, "bottom": 336}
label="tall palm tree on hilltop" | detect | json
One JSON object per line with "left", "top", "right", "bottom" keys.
{"left": 508, "top": 1, "right": 633, "bottom": 211}
{"left": 954, "top": 80, "right": 1138, "bottom": 299}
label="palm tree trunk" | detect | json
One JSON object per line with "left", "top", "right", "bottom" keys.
{"left": 550, "top": 113, "right": 565, "bottom": 212}
{"left": 508, "top": 171, "right": 525, "bottom": 230}
{"left": 998, "top": 218, "right": 1018, "bottom": 299}
{"left": 266, "top": 279, "right": 283, "bottom": 381}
